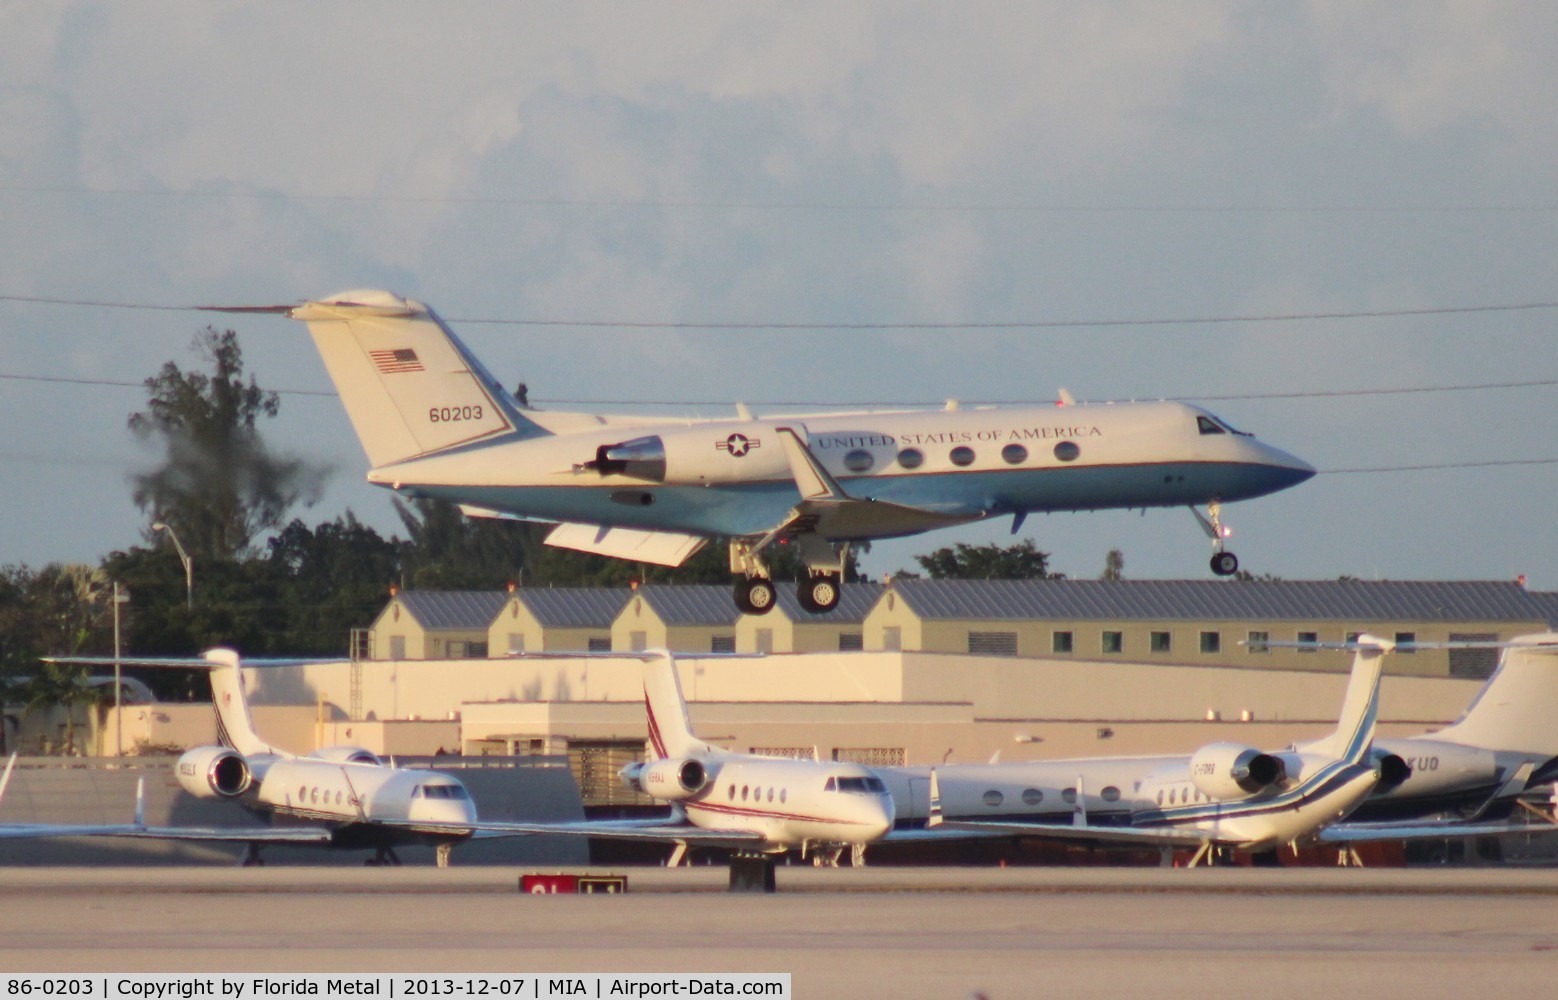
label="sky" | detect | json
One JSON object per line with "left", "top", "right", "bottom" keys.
{"left": 1, "top": 2, "right": 1555, "bottom": 589}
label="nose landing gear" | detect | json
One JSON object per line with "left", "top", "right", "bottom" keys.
{"left": 1191, "top": 502, "right": 1240, "bottom": 577}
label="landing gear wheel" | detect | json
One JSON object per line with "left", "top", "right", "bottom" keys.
{"left": 1210, "top": 551, "right": 1239, "bottom": 576}
{"left": 735, "top": 577, "right": 777, "bottom": 615}
{"left": 798, "top": 574, "right": 842, "bottom": 614}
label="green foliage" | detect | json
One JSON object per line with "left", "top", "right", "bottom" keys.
{"left": 127, "top": 327, "right": 325, "bottom": 561}
{"left": 915, "top": 539, "right": 1061, "bottom": 580}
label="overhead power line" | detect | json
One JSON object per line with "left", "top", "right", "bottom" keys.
{"left": 5, "top": 184, "right": 1558, "bottom": 214}
{"left": 4, "top": 292, "right": 1557, "bottom": 331}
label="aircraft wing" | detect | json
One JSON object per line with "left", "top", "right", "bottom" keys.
{"left": 921, "top": 817, "right": 1216, "bottom": 848}
{"left": 0, "top": 823, "right": 332, "bottom": 843}
{"left": 381, "top": 815, "right": 769, "bottom": 848}
{"left": 768, "top": 427, "right": 986, "bottom": 540}
{"left": 1318, "top": 819, "right": 1558, "bottom": 845}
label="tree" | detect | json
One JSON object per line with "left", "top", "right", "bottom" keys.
{"left": 1100, "top": 548, "right": 1125, "bottom": 581}
{"left": 128, "top": 327, "right": 324, "bottom": 562}
{"left": 914, "top": 539, "right": 1061, "bottom": 580}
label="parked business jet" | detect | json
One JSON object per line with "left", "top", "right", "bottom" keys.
{"left": 903, "top": 636, "right": 1558, "bottom": 863}
{"left": 399, "top": 651, "right": 896, "bottom": 887}
{"left": 286, "top": 290, "right": 1314, "bottom": 614}
{"left": 36, "top": 649, "right": 480, "bottom": 866}
{"left": 915, "top": 638, "right": 1392, "bottom": 865}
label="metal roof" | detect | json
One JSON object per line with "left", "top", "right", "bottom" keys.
{"left": 511, "top": 587, "right": 630, "bottom": 628}
{"left": 627, "top": 585, "right": 743, "bottom": 627}
{"left": 886, "top": 578, "right": 1557, "bottom": 624}
{"left": 395, "top": 590, "right": 509, "bottom": 631}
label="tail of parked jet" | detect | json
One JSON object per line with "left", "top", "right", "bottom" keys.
{"left": 1306, "top": 635, "right": 1390, "bottom": 765}
{"left": 290, "top": 290, "right": 549, "bottom": 468}
{"left": 203, "top": 649, "right": 282, "bottom": 759}
{"left": 642, "top": 653, "right": 718, "bottom": 761}
{"left": 1436, "top": 633, "right": 1558, "bottom": 756}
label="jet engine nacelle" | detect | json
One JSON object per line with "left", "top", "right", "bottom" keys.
{"left": 308, "top": 746, "right": 383, "bottom": 766}
{"left": 176, "top": 746, "right": 252, "bottom": 799}
{"left": 619, "top": 758, "right": 710, "bottom": 801}
{"left": 1189, "top": 742, "right": 1287, "bottom": 799}
{"left": 585, "top": 426, "right": 790, "bottom": 489}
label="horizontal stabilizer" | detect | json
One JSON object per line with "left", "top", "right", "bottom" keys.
{"left": 545, "top": 523, "right": 708, "bottom": 567}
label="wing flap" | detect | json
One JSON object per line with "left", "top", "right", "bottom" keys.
{"left": 544, "top": 523, "right": 708, "bottom": 567}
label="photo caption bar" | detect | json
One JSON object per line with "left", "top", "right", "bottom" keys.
{"left": 2, "top": 977, "right": 790, "bottom": 1000}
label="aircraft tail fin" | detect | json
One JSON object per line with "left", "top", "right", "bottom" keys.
{"left": 291, "top": 290, "right": 549, "bottom": 468}
{"left": 203, "top": 649, "right": 283, "bottom": 758}
{"left": 642, "top": 653, "right": 715, "bottom": 760}
{"left": 1309, "top": 635, "right": 1389, "bottom": 764}
{"left": 1436, "top": 633, "right": 1558, "bottom": 756}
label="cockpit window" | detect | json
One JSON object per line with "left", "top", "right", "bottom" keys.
{"left": 1196, "top": 416, "right": 1226, "bottom": 435}
{"left": 833, "top": 776, "right": 887, "bottom": 794}
{"left": 417, "top": 784, "right": 469, "bottom": 800}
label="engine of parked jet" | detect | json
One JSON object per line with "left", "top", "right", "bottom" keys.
{"left": 1188, "top": 742, "right": 1288, "bottom": 799}
{"left": 308, "top": 746, "right": 383, "bottom": 766}
{"left": 176, "top": 746, "right": 253, "bottom": 798}
{"left": 620, "top": 757, "right": 713, "bottom": 801}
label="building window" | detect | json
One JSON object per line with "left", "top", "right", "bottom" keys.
{"left": 1448, "top": 633, "right": 1499, "bottom": 679}
{"left": 466, "top": 641, "right": 487, "bottom": 658}
{"left": 882, "top": 627, "right": 901, "bottom": 652}
{"left": 755, "top": 629, "right": 774, "bottom": 654}
{"left": 388, "top": 635, "right": 406, "bottom": 660}
{"left": 507, "top": 634, "right": 525, "bottom": 656}
{"left": 1101, "top": 630, "right": 1123, "bottom": 654}
{"left": 1247, "top": 630, "right": 1269, "bottom": 654}
{"left": 630, "top": 631, "right": 648, "bottom": 652}
{"left": 1296, "top": 630, "right": 1318, "bottom": 652}
{"left": 711, "top": 635, "right": 735, "bottom": 653}
{"left": 1199, "top": 631, "right": 1221, "bottom": 654}
{"left": 1150, "top": 631, "right": 1172, "bottom": 653}
{"left": 1395, "top": 631, "right": 1417, "bottom": 653}
{"left": 587, "top": 636, "right": 612, "bottom": 652}
{"left": 969, "top": 631, "right": 1019, "bottom": 657}
{"left": 838, "top": 632, "right": 864, "bottom": 652}
{"left": 1052, "top": 631, "right": 1074, "bottom": 654}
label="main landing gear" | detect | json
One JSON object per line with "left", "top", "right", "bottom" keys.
{"left": 730, "top": 537, "right": 847, "bottom": 615}
{"left": 1191, "top": 502, "right": 1240, "bottom": 577}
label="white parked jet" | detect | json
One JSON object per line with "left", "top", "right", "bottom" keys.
{"left": 399, "top": 651, "right": 897, "bottom": 888}
{"left": 33, "top": 649, "right": 480, "bottom": 865}
{"left": 285, "top": 290, "right": 1314, "bottom": 614}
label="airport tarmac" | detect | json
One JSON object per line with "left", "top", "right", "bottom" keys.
{"left": 2, "top": 866, "right": 1557, "bottom": 1000}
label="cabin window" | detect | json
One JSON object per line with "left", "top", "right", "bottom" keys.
{"left": 982, "top": 790, "right": 1004, "bottom": 808}
{"left": 1052, "top": 631, "right": 1074, "bottom": 654}
{"left": 1150, "top": 631, "right": 1172, "bottom": 653}
{"left": 1101, "top": 786, "right": 1121, "bottom": 803}
{"left": 1061, "top": 788, "right": 1078, "bottom": 804}
{"left": 1156, "top": 790, "right": 1164, "bottom": 806}
{"left": 1021, "top": 788, "right": 1043, "bottom": 806}
{"left": 1053, "top": 441, "right": 1080, "bottom": 462}
{"left": 843, "top": 449, "right": 875, "bottom": 473}
{"left": 780, "top": 789, "right": 787, "bottom": 804}
{"left": 1101, "top": 630, "right": 1123, "bottom": 654}
{"left": 742, "top": 785, "right": 750, "bottom": 800}
{"left": 949, "top": 446, "right": 976, "bottom": 467}
{"left": 728, "top": 785, "right": 736, "bottom": 800}
{"left": 767, "top": 788, "right": 774, "bottom": 802}
{"left": 897, "top": 448, "right": 925, "bottom": 470}
{"left": 1001, "top": 443, "right": 1028, "bottom": 465}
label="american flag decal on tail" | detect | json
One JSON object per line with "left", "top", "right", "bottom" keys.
{"left": 369, "top": 348, "right": 424, "bottom": 374}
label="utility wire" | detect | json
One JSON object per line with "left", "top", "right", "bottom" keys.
{"left": 3, "top": 292, "right": 1557, "bottom": 330}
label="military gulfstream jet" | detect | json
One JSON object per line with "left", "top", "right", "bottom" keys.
{"left": 286, "top": 290, "right": 1314, "bottom": 614}
{"left": 31, "top": 650, "right": 480, "bottom": 865}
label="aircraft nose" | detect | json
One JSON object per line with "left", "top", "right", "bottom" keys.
{"left": 863, "top": 795, "right": 894, "bottom": 841}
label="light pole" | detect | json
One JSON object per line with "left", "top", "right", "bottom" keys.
{"left": 112, "top": 581, "right": 130, "bottom": 756}
{"left": 151, "top": 522, "right": 193, "bottom": 609}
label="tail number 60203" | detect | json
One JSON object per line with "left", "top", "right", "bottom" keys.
{"left": 429, "top": 405, "right": 483, "bottom": 423}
